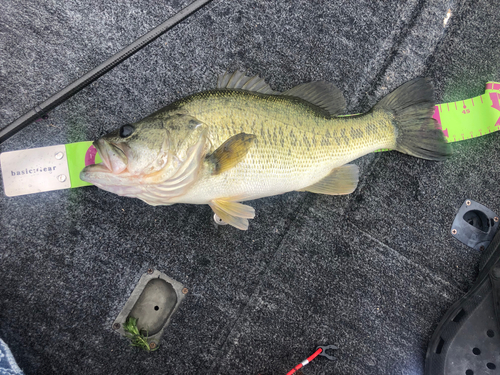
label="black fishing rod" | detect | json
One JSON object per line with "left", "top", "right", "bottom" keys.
{"left": 0, "top": 0, "right": 213, "bottom": 144}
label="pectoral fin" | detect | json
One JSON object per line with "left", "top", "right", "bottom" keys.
{"left": 298, "top": 164, "right": 359, "bottom": 195}
{"left": 209, "top": 199, "right": 256, "bottom": 230}
{"left": 207, "top": 133, "right": 256, "bottom": 175}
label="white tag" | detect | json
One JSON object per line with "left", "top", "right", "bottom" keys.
{"left": 1, "top": 145, "right": 71, "bottom": 197}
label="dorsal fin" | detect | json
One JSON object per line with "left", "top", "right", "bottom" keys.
{"left": 217, "top": 71, "right": 346, "bottom": 116}
{"left": 217, "top": 71, "right": 280, "bottom": 95}
{"left": 282, "top": 81, "right": 346, "bottom": 116}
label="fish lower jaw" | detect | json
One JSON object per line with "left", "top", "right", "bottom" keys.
{"left": 80, "top": 163, "right": 135, "bottom": 186}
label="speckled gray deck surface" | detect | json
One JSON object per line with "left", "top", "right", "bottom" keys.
{"left": 1, "top": 0, "right": 500, "bottom": 374}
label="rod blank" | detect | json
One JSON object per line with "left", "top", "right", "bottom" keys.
{"left": 0, "top": 0, "right": 213, "bottom": 144}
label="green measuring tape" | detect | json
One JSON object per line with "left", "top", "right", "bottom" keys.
{"left": 2, "top": 82, "right": 500, "bottom": 195}
{"left": 65, "top": 141, "right": 102, "bottom": 188}
{"left": 434, "top": 82, "right": 500, "bottom": 142}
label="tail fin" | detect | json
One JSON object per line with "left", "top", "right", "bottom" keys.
{"left": 374, "top": 78, "right": 451, "bottom": 160}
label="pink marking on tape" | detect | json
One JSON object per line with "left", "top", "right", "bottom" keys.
{"left": 487, "top": 83, "right": 493, "bottom": 90}
{"left": 490, "top": 93, "right": 500, "bottom": 112}
{"left": 85, "top": 145, "right": 98, "bottom": 166}
{"left": 433, "top": 107, "right": 449, "bottom": 137}
{"left": 496, "top": 117, "right": 500, "bottom": 130}
{"left": 433, "top": 106, "right": 442, "bottom": 126}
{"left": 495, "top": 83, "right": 500, "bottom": 91}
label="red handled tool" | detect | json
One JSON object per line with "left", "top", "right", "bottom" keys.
{"left": 286, "top": 344, "right": 337, "bottom": 375}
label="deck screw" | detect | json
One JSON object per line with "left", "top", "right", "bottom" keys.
{"left": 452, "top": 229, "right": 457, "bottom": 235}
{"left": 495, "top": 217, "right": 499, "bottom": 223}
{"left": 147, "top": 268, "right": 154, "bottom": 274}
{"left": 113, "top": 323, "right": 120, "bottom": 330}
{"left": 466, "top": 200, "right": 471, "bottom": 206}
{"left": 149, "top": 342, "right": 157, "bottom": 350}
{"left": 55, "top": 152, "right": 64, "bottom": 160}
{"left": 58, "top": 174, "right": 66, "bottom": 182}
{"left": 480, "top": 246, "right": 485, "bottom": 251}
{"left": 182, "top": 288, "right": 188, "bottom": 294}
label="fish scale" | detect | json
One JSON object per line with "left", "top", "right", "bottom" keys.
{"left": 165, "top": 89, "right": 396, "bottom": 204}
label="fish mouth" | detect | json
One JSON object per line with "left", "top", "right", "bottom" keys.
{"left": 93, "top": 139, "right": 128, "bottom": 174}
{"left": 80, "top": 139, "right": 129, "bottom": 185}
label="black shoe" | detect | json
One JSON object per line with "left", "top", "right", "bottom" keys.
{"left": 425, "top": 230, "right": 500, "bottom": 375}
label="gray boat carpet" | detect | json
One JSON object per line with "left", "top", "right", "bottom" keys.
{"left": 1, "top": 0, "right": 499, "bottom": 374}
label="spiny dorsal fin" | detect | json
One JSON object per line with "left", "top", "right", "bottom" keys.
{"left": 218, "top": 71, "right": 346, "bottom": 115}
{"left": 282, "top": 81, "right": 346, "bottom": 116}
{"left": 298, "top": 164, "right": 359, "bottom": 195}
{"left": 206, "top": 133, "right": 256, "bottom": 175}
{"left": 217, "top": 71, "right": 280, "bottom": 95}
{"left": 209, "top": 199, "right": 255, "bottom": 230}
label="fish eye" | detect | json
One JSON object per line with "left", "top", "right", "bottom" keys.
{"left": 119, "top": 124, "right": 135, "bottom": 138}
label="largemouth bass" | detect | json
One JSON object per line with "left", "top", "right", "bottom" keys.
{"left": 81, "top": 71, "right": 450, "bottom": 230}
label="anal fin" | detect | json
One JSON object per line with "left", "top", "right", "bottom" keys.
{"left": 298, "top": 164, "right": 359, "bottom": 195}
{"left": 209, "top": 199, "right": 255, "bottom": 230}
